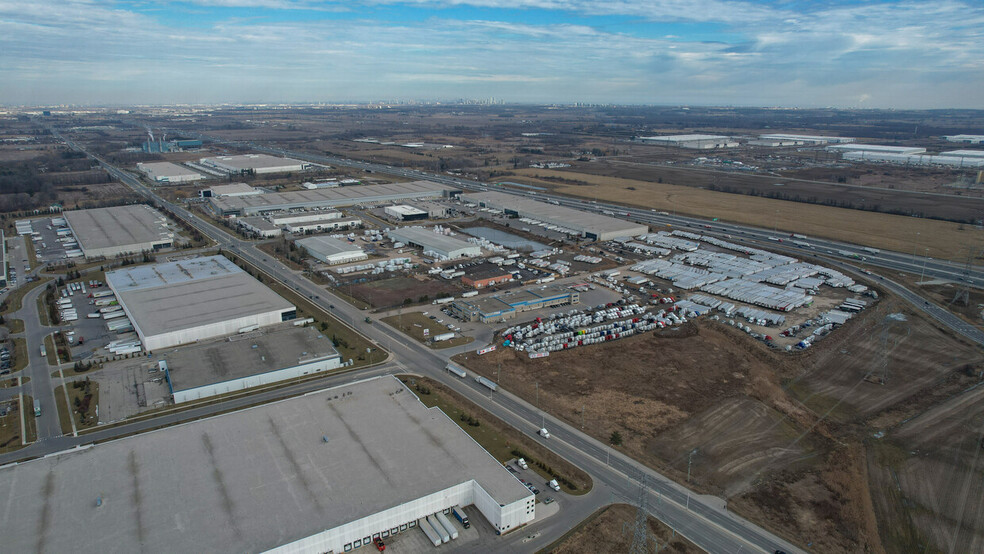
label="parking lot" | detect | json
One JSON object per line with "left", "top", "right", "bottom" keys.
{"left": 48, "top": 279, "right": 125, "bottom": 361}
{"left": 18, "top": 216, "right": 83, "bottom": 265}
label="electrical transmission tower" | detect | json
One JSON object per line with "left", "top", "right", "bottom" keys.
{"left": 865, "top": 313, "right": 910, "bottom": 385}
{"left": 629, "top": 473, "right": 651, "bottom": 554}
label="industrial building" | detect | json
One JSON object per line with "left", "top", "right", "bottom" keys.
{"left": 464, "top": 191, "right": 648, "bottom": 241}
{"left": 941, "top": 150, "right": 984, "bottom": 158}
{"left": 198, "top": 154, "right": 311, "bottom": 175}
{"left": 268, "top": 210, "right": 341, "bottom": 225}
{"left": 208, "top": 180, "right": 458, "bottom": 217}
{"left": 106, "top": 255, "right": 296, "bottom": 351}
{"left": 286, "top": 217, "right": 362, "bottom": 234}
{"left": 297, "top": 236, "right": 368, "bottom": 265}
{"left": 842, "top": 151, "right": 984, "bottom": 168}
{"left": 160, "top": 324, "right": 341, "bottom": 404}
{"left": 826, "top": 144, "right": 926, "bottom": 155}
{"left": 636, "top": 134, "right": 738, "bottom": 149}
{"left": 461, "top": 262, "right": 514, "bottom": 289}
{"left": 944, "top": 135, "right": 984, "bottom": 144}
{"left": 142, "top": 138, "right": 202, "bottom": 153}
{"left": 387, "top": 227, "right": 482, "bottom": 260}
{"left": 236, "top": 216, "right": 282, "bottom": 238}
{"left": 136, "top": 162, "right": 204, "bottom": 184}
{"left": 63, "top": 204, "right": 175, "bottom": 259}
{"left": 0, "top": 376, "right": 534, "bottom": 553}
{"left": 384, "top": 204, "right": 429, "bottom": 221}
{"left": 758, "top": 134, "right": 856, "bottom": 145}
{"left": 199, "top": 183, "right": 263, "bottom": 198}
{"left": 451, "top": 285, "right": 578, "bottom": 322}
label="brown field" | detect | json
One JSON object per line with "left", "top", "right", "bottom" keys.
{"left": 546, "top": 503, "right": 702, "bottom": 554}
{"left": 455, "top": 293, "right": 984, "bottom": 552}
{"left": 345, "top": 276, "right": 464, "bottom": 309}
{"left": 509, "top": 168, "right": 981, "bottom": 261}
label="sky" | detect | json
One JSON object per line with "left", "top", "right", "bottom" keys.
{"left": 0, "top": 0, "right": 982, "bottom": 108}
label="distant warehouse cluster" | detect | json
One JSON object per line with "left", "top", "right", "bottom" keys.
{"left": 463, "top": 191, "right": 648, "bottom": 241}
{"left": 635, "top": 134, "right": 739, "bottom": 149}
{"left": 827, "top": 143, "right": 984, "bottom": 168}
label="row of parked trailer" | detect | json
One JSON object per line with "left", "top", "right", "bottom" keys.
{"left": 419, "top": 511, "right": 460, "bottom": 547}
{"left": 500, "top": 304, "right": 687, "bottom": 355}
{"left": 104, "top": 337, "right": 142, "bottom": 356}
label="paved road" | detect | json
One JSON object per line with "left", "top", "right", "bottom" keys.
{"left": 40, "top": 132, "right": 807, "bottom": 552}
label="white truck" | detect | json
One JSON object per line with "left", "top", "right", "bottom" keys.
{"left": 539, "top": 428, "right": 551, "bottom": 439}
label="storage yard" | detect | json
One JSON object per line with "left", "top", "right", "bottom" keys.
{"left": 455, "top": 292, "right": 984, "bottom": 553}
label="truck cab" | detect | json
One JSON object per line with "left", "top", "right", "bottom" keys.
{"left": 33, "top": 399, "right": 41, "bottom": 417}
{"left": 539, "top": 428, "right": 550, "bottom": 439}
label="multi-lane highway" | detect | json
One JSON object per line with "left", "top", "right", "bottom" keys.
{"left": 41, "top": 130, "right": 811, "bottom": 552}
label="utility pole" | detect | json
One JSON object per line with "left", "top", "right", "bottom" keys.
{"left": 687, "top": 448, "right": 698, "bottom": 483}
{"left": 629, "top": 473, "right": 650, "bottom": 554}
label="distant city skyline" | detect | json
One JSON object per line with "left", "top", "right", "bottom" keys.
{"left": 2, "top": 0, "right": 983, "bottom": 109}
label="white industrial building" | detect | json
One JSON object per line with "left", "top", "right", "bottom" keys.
{"left": 208, "top": 180, "right": 458, "bottom": 217}
{"left": 387, "top": 227, "right": 482, "bottom": 259}
{"left": 944, "top": 135, "right": 984, "bottom": 144}
{"left": 842, "top": 151, "right": 984, "bottom": 168}
{"left": 161, "top": 324, "right": 341, "bottom": 404}
{"left": 63, "top": 204, "right": 175, "bottom": 259}
{"left": 106, "top": 255, "right": 296, "bottom": 351}
{"left": 136, "top": 162, "right": 204, "bottom": 183}
{"left": 758, "top": 134, "right": 856, "bottom": 145}
{"left": 286, "top": 217, "right": 362, "bottom": 234}
{"left": 941, "top": 150, "right": 984, "bottom": 159}
{"left": 199, "top": 154, "right": 311, "bottom": 175}
{"left": 463, "top": 191, "right": 649, "bottom": 241}
{"left": 236, "top": 216, "right": 283, "bottom": 238}
{"left": 826, "top": 144, "right": 926, "bottom": 155}
{"left": 297, "top": 235, "right": 368, "bottom": 265}
{"left": 268, "top": 210, "right": 342, "bottom": 225}
{"left": 384, "top": 204, "right": 429, "bottom": 221}
{"left": 0, "top": 376, "right": 535, "bottom": 553}
{"left": 200, "top": 183, "right": 263, "bottom": 197}
{"left": 636, "top": 134, "right": 738, "bottom": 149}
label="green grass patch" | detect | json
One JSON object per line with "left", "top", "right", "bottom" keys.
{"left": 0, "top": 376, "right": 29, "bottom": 388}
{"left": 257, "top": 240, "right": 306, "bottom": 271}
{"left": 403, "top": 375, "right": 592, "bottom": 495}
{"left": 4, "top": 318, "right": 24, "bottom": 334}
{"left": 36, "top": 294, "right": 50, "bottom": 326}
{"left": 55, "top": 379, "right": 100, "bottom": 433}
{"left": 43, "top": 335, "right": 56, "bottom": 365}
{"left": 10, "top": 337, "right": 28, "bottom": 373}
{"left": 0, "top": 394, "right": 36, "bottom": 452}
{"left": 382, "top": 312, "right": 474, "bottom": 349}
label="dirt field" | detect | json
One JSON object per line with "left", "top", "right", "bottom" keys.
{"left": 344, "top": 275, "right": 464, "bottom": 309}
{"left": 508, "top": 168, "right": 980, "bottom": 261}
{"left": 381, "top": 312, "right": 474, "bottom": 349}
{"left": 547, "top": 503, "right": 702, "bottom": 554}
{"left": 454, "top": 293, "right": 984, "bottom": 552}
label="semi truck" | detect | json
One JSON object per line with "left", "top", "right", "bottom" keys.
{"left": 33, "top": 399, "right": 41, "bottom": 417}
{"left": 426, "top": 515, "right": 449, "bottom": 543}
{"left": 432, "top": 332, "right": 455, "bottom": 342}
{"left": 475, "top": 376, "right": 497, "bottom": 391}
{"left": 451, "top": 506, "right": 470, "bottom": 528}
{"left": 445, "top": 362, "right": 467, "bottom": 378}
{"left": 418, "top": 518, "right": 441, "bottom": 547}
{"left": 435, "top": 512, "right": 458, "bottom": 540}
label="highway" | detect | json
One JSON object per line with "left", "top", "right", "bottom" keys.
{"left": 38, "top": 130, "right": 812, "bottom": 552}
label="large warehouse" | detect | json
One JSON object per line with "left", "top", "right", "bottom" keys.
{"left": 198, "top": 154, "right": 311, "bottom": 175}
{"left": 161, "top": 324, "right": 342, "bottom": 403}
{"left": 136, "top": 161, "right": 204, "bottom": 183}
{"left": 63, "top": 204, "right": 175, "bottom": 259}
{"left": 636, "top": 134, "right": 738, "bottom": 149}
{"left": 826, "top": 144, "right": 927, "bottom": 155}
{"left": 199, "top": 183, "right": 263, "bottom": 197}
{"left": 297, "top": 235, "right": 368, "bottom": 265}
{"left": 387, "top": 226, "right": 481, "bottom": 260}
{"left": 0, "top": 376, "right": 534, "bottom": 553}
{"left": 208, "top": 180, "right": 459, "bottom": 217}
{"left": 944, "top": 135, "right": 984, "bottom": 144}
{"left": 758, "top": 134, "right": 856, "bottom": 145}
{"left": 106, "top": 255, "right": 296, "bottom": 351}
{"left": 464, "top": 191, "right": 648, "bottom": 241}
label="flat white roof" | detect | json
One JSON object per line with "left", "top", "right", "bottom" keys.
{"left": 941, "top": 150, "right": 984, "bottom": 158}
{"left": 638, "top": 134, "right": 732, "bottom": 142}
{"left": 106, "top": 255, "right": 294, "bottom": 338}
{"left": 387, "top": 226, "right": 479, "bottom": 254}
{"left": 63, "top": 205, "right": 173, "bottom": 254}
{"left": 827, "top": 144, "right": 926, "bottom": 154}
{"left": 386, "top": 205, "right": 428, "bottom": 216}
{"left": 210, "top": 181, "right": 456, "bottom": 213}
{"left": 297, "top": 235, "right": 365, "bottom": 258}
{"left": 0, "top": 376, "right": 530, "bottom": 552}
{"left": 205, "top": 183, "right": 261, "bottom": 196}
{"left": 136, "top": 162, "right": 203, "bottom": 180}
{"left": 200, "top": 153, "right": 306, "bottom": 170}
